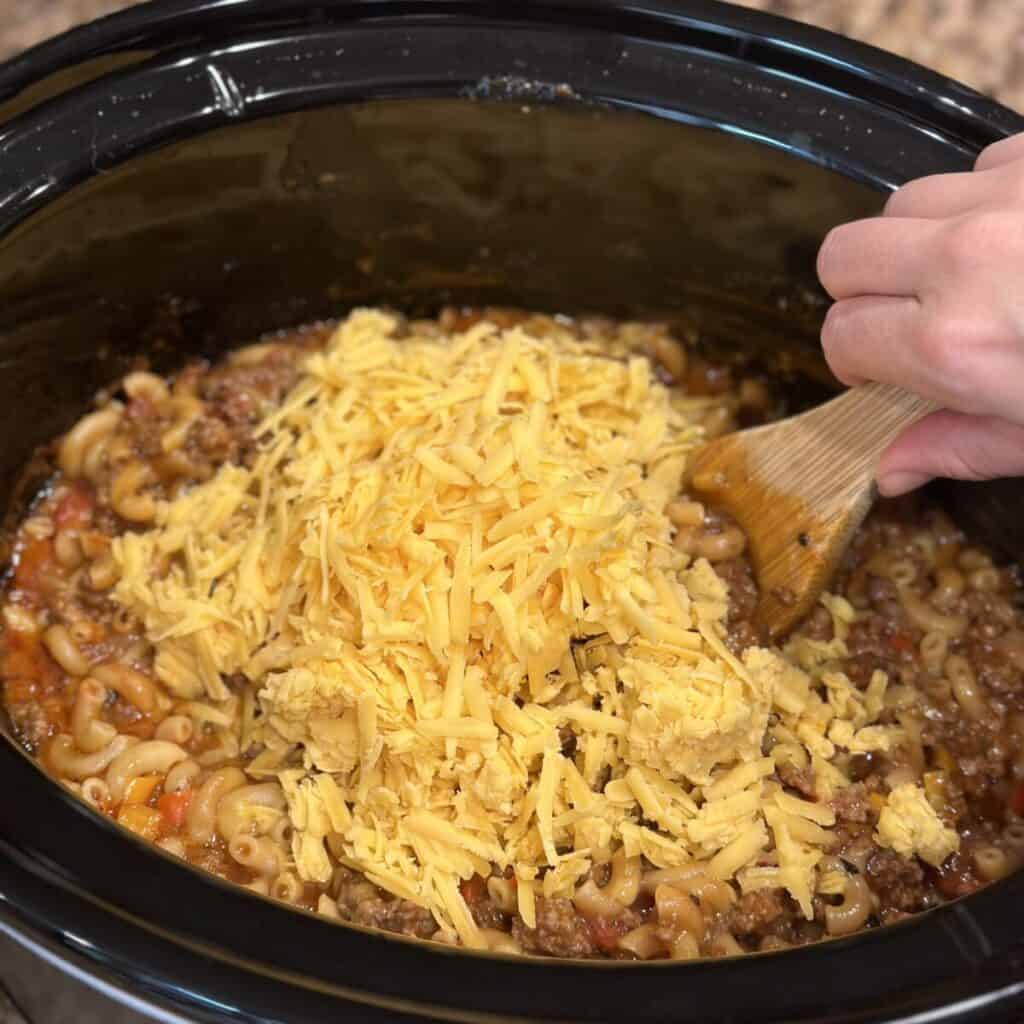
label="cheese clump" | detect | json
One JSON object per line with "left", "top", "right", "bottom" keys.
{"left": 876, "top": 783, "right": 959, "bottom": 867}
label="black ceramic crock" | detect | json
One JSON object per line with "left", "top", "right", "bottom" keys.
{"left": 1, "top": 2, "right": 1023, "bottom": 1022}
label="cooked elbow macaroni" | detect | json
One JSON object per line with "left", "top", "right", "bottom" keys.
{"left": 3, "top": 309, "right": 1023, "bottom": 960}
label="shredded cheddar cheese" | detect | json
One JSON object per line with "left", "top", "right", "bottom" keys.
{"left": 111, "top": 310, "right": 952, "bottom": 941}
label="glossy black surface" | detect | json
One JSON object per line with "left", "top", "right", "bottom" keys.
{"left": 1, "top": 2, "right": 1023, "bottom": 1022}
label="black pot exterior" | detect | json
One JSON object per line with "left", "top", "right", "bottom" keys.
{"left": 1, "top": 3, "right": 1023, "bottom": 1022}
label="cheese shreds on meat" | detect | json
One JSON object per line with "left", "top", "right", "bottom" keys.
{"left": 111, "top": 309, "right": 956, "bottom": 936}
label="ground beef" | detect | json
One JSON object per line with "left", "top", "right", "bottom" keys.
{"left": 123, "top": 397, "right": 168, "bottom": 459}
{"left": 188, "top": 414, "right": 242, "bottom": 464}
{"left": 842, "top": 650, "right": 886, "bottom": 689}
{"left": 865, "top": 847, "right": 934, "bottom": 920}
{"left": 470, "top": 896, "right": 510, "bottom": 931}
{"left": 333, "top": 867, "right": 436, "bottom": 938}
{"left": 963, "top": 635, "right": 1023, "bottom": 698}
{"left": 866, "top": 574, "right": 898, "bottom": 608}
{"left": 844, "top": 611, "right": 905, "bottom": 688}
{"left": 800, "top": 605, "right": 834, "bottom": 642}
{"left": 832, "top": 821, "right": 874, "bottom": 862}
{"left": 725, "top": 889, "right": 787, "bottom": 938}
{"left": 831, "top": 783, "right": 875, "bottom": 824}
{"left": 558, "top": 725, "right": 577, "bottom": 758}
{"left": 847, "top": 752, "right": 879, "bottom": 782}
{"left": 592, "top": 907, "right": 644, "bottom": 955}
{"left": 713, "top": 556, "right": 761, "bottom": 652}
{"left": 188, "top": 361, "right": 298, "bottom": 466}
{"left": 199, "top": 352, "right": 304, "bottom": 424}
{"left": 921, "top": 713, "right": 1009, "bottom": 801}
{"left": 512, "top": 898, "right": 596, "bottom": 958}
{"left": 352, "top": 897, "right": 437, "bottom": 939}
{"left": 714, "top": 557, "right": 757, "bottom": 620}
{"left": 777, "top": 761, "right": 816, "bottom": 799}
{"left": 963, "top": 588, "right": 1018, "bottom": 630}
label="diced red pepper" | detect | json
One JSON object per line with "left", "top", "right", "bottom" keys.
{"left": 888, "top": 633, "right": 913, "bottom": 654}
{"left": 157, "top": 789, "right": 193, "bottom": 832}
{"left": 584, "top": 913, "right": 633, "bottom": 955}
{"left": 1011, "top": 782, "right": 1024, "bottom": 818}
{"left": 459, "top": 874, "right": 487, "bottom": 905}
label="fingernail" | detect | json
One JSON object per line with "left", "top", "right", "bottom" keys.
{"left": 877, "top": 470, "right": 932, "bottom": 497}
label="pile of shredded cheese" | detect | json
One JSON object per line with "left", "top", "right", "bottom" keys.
{"left": 111, "top": 310, "right": 958, "bottom": 945}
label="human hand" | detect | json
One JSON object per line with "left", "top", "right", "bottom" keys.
{"left": 816, "top": 132, "right": 1024, "bottom": 496}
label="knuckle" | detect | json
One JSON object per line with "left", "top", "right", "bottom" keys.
{"left": 816, "top": 226, "right": 847, "bottom": 292}
{"left": 939, "top": 221, "right": 984, "bottom": 270}
{"left": 820, "top": 300, "right": 847, "bottom": 348}
{"left": 916, "top": 311, "right": 962, "bottom": 371}
{"left": 942, "top": 437, "right": 991, "bottom": 482}
{"left": 882, "top": 186, "right": 906, "bottom": 217}
{"left": 975, "top": 139, "right": 1004, "bottom": 172}
{"left": 883, "top": 180, "right": 921, "bottom": 217}
{"left": 1002, "top": 167, "right": 1024, "bottom": 204}
{"left": 940, "top": 211, "right": 1005, "bottom": 269}
{"left": 915, "top": 307, "right": 998, "bottom": 403}
{"left": 820, "top": 301, "right": 859, "bottom": 379}
{"left": 975, "top": 135, "right": 1024, "bottom": 172}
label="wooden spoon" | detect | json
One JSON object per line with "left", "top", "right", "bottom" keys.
{"left": 688, "top": 382, "right": 939, "bottom": 638}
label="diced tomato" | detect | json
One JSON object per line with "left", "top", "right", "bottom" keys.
{"left": 54, "top": 483, "right": 94, "bottom": 530}
{"left": 888, "top": 633, "right": 913, "bottom": 654}
{"left": 13, "top": 536, "right": 55, "bottom": 591}
{"left": 584, "top": 913, "right": 633, "bottom": 955}
{"left": 1011, "top": 782, "right": 1024, "bottom": 818}
{"left": 157, "top": 789, "right": 193, "bottom": 832}
{"left": 1, "top": 630, "right": 63, "bottom": 705}
{"left": 459, "top": 874, "right": 487, "bottom": 905}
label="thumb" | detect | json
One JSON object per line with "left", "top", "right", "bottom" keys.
{"left": 877, "top": 410, "right": 1024, "bottom": 497}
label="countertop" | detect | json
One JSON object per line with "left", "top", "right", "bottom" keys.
{"left": 3, "top": 0, "right": 1024, "bottom": 111}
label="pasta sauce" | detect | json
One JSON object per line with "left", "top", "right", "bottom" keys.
{"left": 2, "top": 309, "right": 1023, "bottom": 959}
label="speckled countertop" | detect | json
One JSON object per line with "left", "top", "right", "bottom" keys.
{"left": 4, "top": 0, "right": 1024, "bottom": 110}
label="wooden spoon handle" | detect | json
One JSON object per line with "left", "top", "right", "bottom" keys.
{"left": 802, "top": 382, "right": 941, "bottom": 466}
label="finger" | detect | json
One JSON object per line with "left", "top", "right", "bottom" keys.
{"left": 820, "top": 295, "right": 922, "bottom": 388}
{"left": 817, "top": 218, "right": 940, "bottom": 300}
{"left": 877, "top": 411, "right": 1024, "bottom": 496}
{"left": 975, "top": 132, "right": 1024, "bottom": 171}
{"left": 884, "top": 169, "right": 995, "bottom": 219}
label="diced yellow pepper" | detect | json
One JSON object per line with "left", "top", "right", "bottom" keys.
{"left": 118, "top": 804, "right": 162, "bottom": 841}
{"left": 122, "top": 773, "right": 161, "bottom": 806}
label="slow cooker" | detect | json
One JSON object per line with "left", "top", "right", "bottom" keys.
{"left": 1, "top": 2, "right": 1024, "bottom": 1021}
